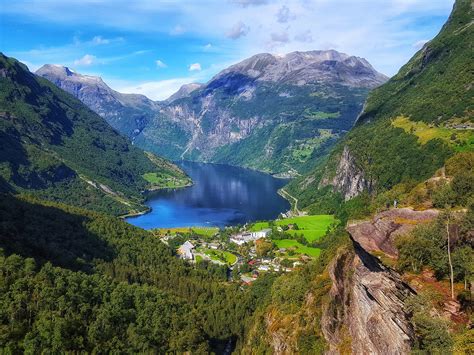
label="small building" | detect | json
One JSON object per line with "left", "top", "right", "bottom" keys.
{"left": 177, "top": 241, "right": 195, "bottom": 260}
{"left": 208, "top": 243, "right": 219, "bottom": 250}
{"left": 251, "top": 228, "right": 271, "bottom": 239}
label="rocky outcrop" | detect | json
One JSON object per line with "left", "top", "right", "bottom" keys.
{"left": 322, "top": 242, "right": 416, "bottom": 354}
{"left": 212, "top": 50, "right": 388, "bottom": 88}
{"left": 347, "top": 207, "right": 439, "bottom": 257}
{"left": 320, "top": 146, "right": 371, "bottom": 200}
{"left": 36, "top": 64, "right": 159, "bottom": 138}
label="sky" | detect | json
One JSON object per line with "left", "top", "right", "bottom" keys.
{"left": 0, "top": 0, "right": 454, "bottom": 100}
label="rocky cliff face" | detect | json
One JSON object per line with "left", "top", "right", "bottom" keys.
{"left": 36, "top": 64, "right": 159, "bottom": 138}
{"left": 322, "top": 240, "right": 416, "bottom": 354}
{"left": 347, "top": 207, "right": 439, "bottom": 257}
{"left": 147, "top": 50, "right": 388, "bottom": 172}
{"left": 320, "top": 146, "right": 371, "bottom": 200}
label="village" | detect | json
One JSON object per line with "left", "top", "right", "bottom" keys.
{"left": 153, "top": 214, "right": 337, "bottom": 284}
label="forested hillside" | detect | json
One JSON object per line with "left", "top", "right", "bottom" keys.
{"left": 0, "top": 193, "right": 272, "bottom": 352}
{"left": 288, "top": 0, "right": 473, "bottom": 212}
{"left": 0, "top": 54, "right": 189, "bottom": 215}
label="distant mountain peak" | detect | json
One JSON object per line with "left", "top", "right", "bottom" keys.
{"left": 36, "top": 64, "right": 107, "bottom": 86}
{"left": 210, "top": 49, "right": 388, "bottom": 88}
{"left": 166, "top": 83, "right": 204, "bottom": 102}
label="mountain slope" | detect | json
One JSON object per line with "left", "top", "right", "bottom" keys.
{"left": 288, "top": 0, "right": 473, "bottom": 210}
{"left": 145, "top": 50, "right": 388, "bottom": 174}
{"left": 0, "top": 193, "right": 268, "bottom": 353}
{"left": 39, "top": 50, "right": 387, "bottom": 175}
{"left": 0, "top": 54, "right": 189, "bottom": 215}
{"left": 36, "top": 64, "right": 159, "bottom": 138}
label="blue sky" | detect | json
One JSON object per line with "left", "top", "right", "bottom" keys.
{"left": 0, "top": 0, "right": 453, "bottom": 100}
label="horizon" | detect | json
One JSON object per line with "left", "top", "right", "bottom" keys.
{"left": 1, "top": 0, "right": 454, "bottom": 99}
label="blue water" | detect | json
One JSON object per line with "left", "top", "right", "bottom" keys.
{"left": 126, "top": 161, "right": 290, "bottom": 229}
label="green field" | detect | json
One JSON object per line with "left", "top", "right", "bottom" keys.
{"left": 143, "top": 172, "right": 190, "bottom": 188}
{"left": 251, "top": 215, "right": 336, "bottom": 242}
{"left": 392, "top": 116, "right": 474, "bottom": 152}
{"left": 203, "top": 249, "right": 237, "bottom": 265}
{"left": 155, "top": 226, "right": 219, "bottom": 237}
{"left": 274, "top": 240, "right": 321, "bottom": 257}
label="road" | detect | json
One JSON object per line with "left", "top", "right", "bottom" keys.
{"left": 279, "top": 188, "right": 300, "bottom": 215}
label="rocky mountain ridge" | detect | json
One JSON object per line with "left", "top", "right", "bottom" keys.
{"left": 37, "top": 50, "right": 388, "bottom": 174}
{"left": 36, "top": 64, "right": 159, "bottom": 138}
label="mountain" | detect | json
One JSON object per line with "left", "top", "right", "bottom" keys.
{"left": 0, "top": 54, "right": 189, "bottom": 215}
{"left": 36, "top": 64, "right": 159, "bottom": 138}
{"left": 38, "top": 50, "right": 388, "bottom": 175}
{"left": 288, "top": 0, "right": 473, "bottom": 211}
{"left": 142, "top": 50, "right": 388, "bottom": 174}
{"left": 166, "top": 82, "right": 204, "bottom": 103}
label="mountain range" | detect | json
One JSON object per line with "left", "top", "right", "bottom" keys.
{"left": 37, "top": 49, "right": 388, "bottom": 175}
{"left": 287, "top": 0, "right": 473, "bottom": 213}
{"left": 1, "top": 0, "right": 472, "bottom": 353}
{"left": 0, "top": 54, "right": 189, "bottom": 215}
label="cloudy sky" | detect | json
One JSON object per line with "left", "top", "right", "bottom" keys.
{"left": 1, "top": 0, "right": 454, "bottom": 100}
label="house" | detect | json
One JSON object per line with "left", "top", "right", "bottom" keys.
{"left": 257, "top": 265, "right": 270, "bottom": 272}
{"left": 230, "top": 228, "right": 271, "bottom": 245}
{"left": 208, "top": 243, "right": 219, "bottom": 250}
{"left": 251, "top": 228, "right": 271, "bottom": 239}
{"left": 177, "top": 241, "right": 195, "bottom": 260}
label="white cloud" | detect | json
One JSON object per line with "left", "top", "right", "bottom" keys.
{"left": 92, "top": 35, "right": 110, "bottom": 45}
{"left": 295, "top": 30, "right": 313, "bottom": 43}
{"left": 5, "top": 0, "right": 454, "bottom": 77}
{"left": 73, "top": 54, "right": 96, "bottom": 66}
{"left": 226, "top": 21, "right": 250, "bottom": 40}
{"left": 189, "top": 63, "right": 201, "bottom": 71}
{"left": 271, "top": 32, "right": 289, "bottom": 43}
{"left": 170, "top": 24, "right": 185, "bottom": 35}
{"left": 412, "top": 39, "right": 429, "bottom": 50}
{"left": 155, "top": 59, "right": 167, "bottom": 68}
{"left": 204, "top": 43, "right": 212, "bottom": 50}
{"left": 276, "top": 5, "right": 292, "bottom": 23}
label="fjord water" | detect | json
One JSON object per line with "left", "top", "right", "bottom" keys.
{"left": 126, "top": 161, "right": 290, "bottom": 229}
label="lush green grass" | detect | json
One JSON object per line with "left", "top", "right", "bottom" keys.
{"left": 142, "top": 172, "right": 190, "bottom": 188}
{"left": 273, "top": 239, "right": 321, "bottom": 257}
{"left": 192, "top": 227, "right": 219, "bottom": 237}
{"left": 154, "top": 226, "right": 218, "bottom": 237}
{"left": 392, "top": 116, "right": 473, "bottom": 151}
{"left": 251, "top": 215, "right": 336, "bottom": 242}
{"left": 203, "top": 249, "right": 237, "bottom": 265}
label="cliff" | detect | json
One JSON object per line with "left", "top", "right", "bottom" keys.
{"left": 322, "top": 241, "right": 416, "bottom": 354}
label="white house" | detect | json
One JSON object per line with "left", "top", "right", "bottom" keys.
{"left": 230, "top": 228, "right": 272, "bottom": 245}
{"left": 251, "top": 229, "right": 271, "bottom": 239}
{"left": 177, "top": 241, "right": 195, "bottom": 260}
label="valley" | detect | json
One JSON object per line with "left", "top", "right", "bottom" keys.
{"left": 0, "top": 0, "right": 473, "bottom": 353}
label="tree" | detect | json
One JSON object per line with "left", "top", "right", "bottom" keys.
{"left": 444, "top": 210, "right": 455, "bottom": 299}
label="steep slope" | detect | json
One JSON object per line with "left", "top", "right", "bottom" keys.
{"left": 288, "top": 0, "right": 473, "bottom": 209}
{"left": 143, "top": 50, "right": 388, "bottom": 174}
{"left": 0, "top": 193, "right": 268, "bottom": 353}
{"left": 0, "top": 54, "right": 189, "bottom": 215}
{"left": 36, "top": 64, "right": 159, "bottom": 138}
{"left": 39, "top": 51, "right": 387, "bottom": 175}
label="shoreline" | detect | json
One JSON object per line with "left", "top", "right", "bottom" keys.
{"left": 120, "top": 181, "right": 193, "bottom": 219}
